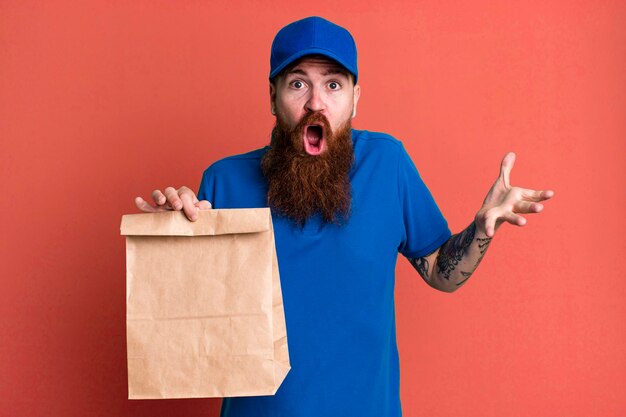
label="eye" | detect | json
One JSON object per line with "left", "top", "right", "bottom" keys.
{"left": 290, "top": 80, "right": 305, "bottom": 89}
{"left": 328, "top": 81, "right": 341, "bottom": 90}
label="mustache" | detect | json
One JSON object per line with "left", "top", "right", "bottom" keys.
{"left": 272, "top": 111, "right": 333, "bottom": 152}
{"left": 262, "top": 113, "right": 354, "bottom": 226}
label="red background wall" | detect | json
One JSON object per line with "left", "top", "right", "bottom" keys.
{"left": 1, "top": 1, "right": 624, "bottom": 416}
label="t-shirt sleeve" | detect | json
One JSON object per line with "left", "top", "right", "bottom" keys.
{"left": 396, "top": 145, "right": 451, "bottom": 258}
{"left": 197, "top": 165, "right": 216, "bottom": 206}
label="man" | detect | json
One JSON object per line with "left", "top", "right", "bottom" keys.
{"left": 135, "top": 16, "right": 553, "bottom": 417}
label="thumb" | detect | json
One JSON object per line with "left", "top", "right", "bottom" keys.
{"left": 196, "top": 200, "right": 213, "bottom": 210}
{"left": 499, "top": 152, "right": 516, "bottom": 188}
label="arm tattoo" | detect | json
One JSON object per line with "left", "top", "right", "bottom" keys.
{"left": 474, "top": 236, "right": 492, "bottom": 268}
{"left": 456, "top": 271, "right": 473, "bottom": 287}
{"left": 409, "top": 256, "right": 430, "bottom": 281}
{"left": 409, "top": 222, "right": 493, "bottom": 288}
{"left": 436, "top": 222, "right": 476, "bottom": 280}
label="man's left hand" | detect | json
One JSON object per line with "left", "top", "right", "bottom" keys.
{"left": 475, "top": 152, "right": 554, "bottom": 237}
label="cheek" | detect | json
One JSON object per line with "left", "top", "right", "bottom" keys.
{"left": 277, "top": 99, "right": 302, "bottom": 118}
{"left": 284, "top": 112, "right": 302, "bottom": 130}
{"left": 330, "top": 99, "right": 354, "bottom": 126}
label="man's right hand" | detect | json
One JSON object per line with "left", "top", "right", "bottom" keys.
{"left": 135, "top": 186, "right": 212, "bottom": 222}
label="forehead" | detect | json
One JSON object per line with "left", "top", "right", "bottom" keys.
{"left": 282, "top": 56, "right": 350, "bottom": 79}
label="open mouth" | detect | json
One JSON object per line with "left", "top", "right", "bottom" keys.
{"left": 303, "top": 124, "right": 326, "bottom": 156}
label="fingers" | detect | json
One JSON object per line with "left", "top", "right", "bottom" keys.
{"left": 163, "top": 187, "right": 183, "bottom": 210}
{"left": 520, "top": 188, "right": 555, "bottom": 202}
{"left": 514, "top": 200, "right": 544, "bottom": 214}
{"left": 481, "top": 205, "right": 527, "bottom": 237}
{"left": 163, "top": 186, "right": 203, "bottom": 221}
{"left": 139, "top": 187, "right": 209, "bottom": 221}
{"left": 498, "top": 152, "right": 516, "bottom": 188}
{"left": 502, "top": 211, "right": 527, "bottom": 226}
{"left": 483, "top": 209, "right": 526, "bottom": 237}
{"left": 180, "top": 191, "right": 199, "bottom": 221}
{"left": 135, "top": 196, "right": 159, "bottom": 212}
{"left": 196, "top": 200, "right": 212, "bottom": 210}
{"left": 484, "top": 215, "right": 497, "bottom": 238}
{"left": 536, "top": 189, "right": 555, "bottom": 200}
{"left": 152, "top": 189, "right": 167, "bottom": 206}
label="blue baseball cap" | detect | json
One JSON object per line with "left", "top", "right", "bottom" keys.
{"left": 269, "top": 16, "right": 358, "bottom": 82}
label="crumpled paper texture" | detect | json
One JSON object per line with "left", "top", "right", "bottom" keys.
{"left": 120, "top": 208, "right": 290, "bottom": 399}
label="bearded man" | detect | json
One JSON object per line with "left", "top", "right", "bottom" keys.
{"left": 135, "top": 16, "right": 554, "bottom": 417}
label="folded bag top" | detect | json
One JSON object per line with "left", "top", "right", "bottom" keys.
{"left": 120, "top": 208, "right": 270, "bottom": 236}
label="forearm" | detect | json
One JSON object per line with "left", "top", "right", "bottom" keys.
{"left": 409, "top": 153, "right": 554, "bottom": 292}
{"left": 409, "top": 221, "right": 492, "bottom": 292}
{"left": 435, "top": 221, "right": 493, "bottom": 291}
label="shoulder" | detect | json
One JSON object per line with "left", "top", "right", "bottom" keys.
{"left": 352, "top": 129, "right": 407, "bottom": 157}
{"left": 353, "top": 129, "right": 405, "bottom": 149}
{"left": 352, "top": 129, "right": 409, "bottom": 166}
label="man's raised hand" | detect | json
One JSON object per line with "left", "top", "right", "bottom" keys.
{"left": 134, "top": 186, "right": 212, "bottom": 222}
{"left": 475, "top": 152, "right": 554, "bottom": 237}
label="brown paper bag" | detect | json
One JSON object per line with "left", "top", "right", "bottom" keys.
{"left": 120, "top": 208, "right": 290, "bottom": 399}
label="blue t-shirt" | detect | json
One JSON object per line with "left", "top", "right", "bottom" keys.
{"left": 198, "top": 129, "right": 451, "bottom": 417}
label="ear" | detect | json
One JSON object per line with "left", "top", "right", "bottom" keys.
{"left": 269, "top": 82, "right": 277, "bottom": 115}
{"left": 351, "top": 84, "right": 361, "bottom": 119}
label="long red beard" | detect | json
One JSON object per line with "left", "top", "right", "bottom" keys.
{"left": 261, "top": 112, "right": 354, "bottom": 226}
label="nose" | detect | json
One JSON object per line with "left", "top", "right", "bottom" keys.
{"left": 304, "top": 86, "right": 325, "bottom": 113}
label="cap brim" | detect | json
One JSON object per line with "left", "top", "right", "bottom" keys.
{"left": 269, "top": 48, "right": 358, "bottom": 82}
